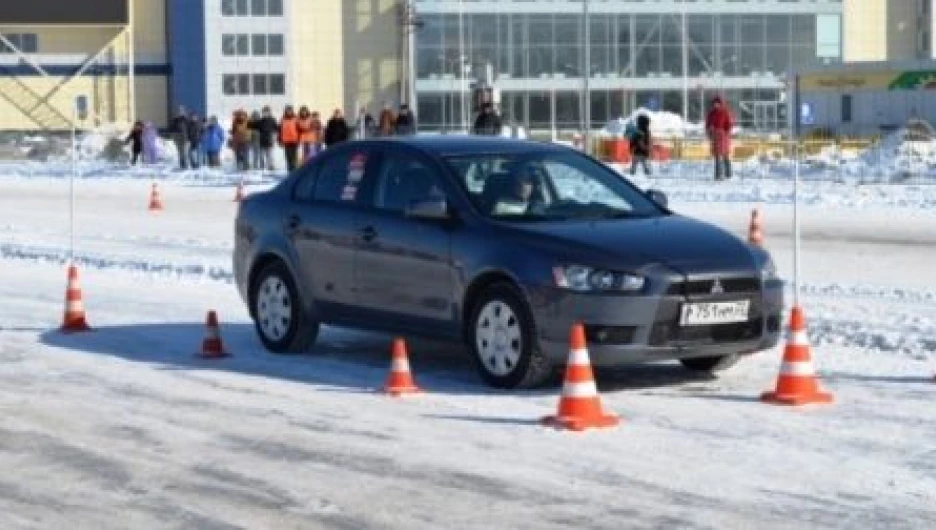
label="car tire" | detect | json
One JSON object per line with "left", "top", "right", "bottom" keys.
{"left": 468, "top": 283, "right": 553, "bottom": 389}
{"left": 679, "top": 354, "right": 739, "bottom": 373}
{"left": 250, "top": 260, "right": 319, "bottom": 354}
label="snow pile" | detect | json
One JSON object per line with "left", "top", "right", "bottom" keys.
{"left": 76, "top": 123, "right": 176, "bottom": 164}
{"left": 601, "top": 107, "right": 703, "bottom": 139}
{"left": 843, "top": 125, "right": 936, "bottom": 183}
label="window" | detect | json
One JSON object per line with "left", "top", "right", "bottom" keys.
{"left": 268, "top": 34, "right": 284, "bottom": 55}
{"left": 0, "top": 33, "right": 38, "bottom": 54}
{"left": 251, "top": 0, "right": 266, "bottom": 16}
{"left": 227, "top": 0, "right": 282, "bottom": 16}
{"left": 269, "top": 74, "right": 286, "bottom": 95}
{"left": 375, "top": 154, "right": 444, "bottom": 212}
{"left": 252, "top": 34, "right": 267, "bottom": 55}
{"left": 222, "top": 0, "right": 249, "bottom": 16}
{"left": 268, "top": 0, "right": 283, "bottom": 16}
{"left": 294, "top": 164, "right": 318, "bottom": 201}
{"left": 222, "top": 33, "right": 284, "bottom": 56}
{"left": 315, "top": 152, "right": 368, "bottom": 203}
{"left": 222, "top": 74, "right": 237, "bottom": 96}
{"left": 237, "top": 74, "right": 251, "bottom": 95}
{"left": 253, "top": 74, "right": 268, "bottom": 95}
{"left": 841, "top": 94, "right": 852, "bottom": 123}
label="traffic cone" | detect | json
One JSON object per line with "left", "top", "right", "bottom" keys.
{"left": 233, "top": 180, "right": 245, "bottom": 202}
{"left": 383, "top": 338, "right": 421, "bottom": 396}
{"left": 542, "top": 323, "right": 620, "bottom": 431}
{"left": 761, "top": 306, "right": 833, "bottom": 406}
{"left": 148, "top": 183, "right": 163, "bottom": 211}
{"left": 748, "top": 208, "right": 764, "bottom": 246}
{"left": 61, "top": 264, "right": 91, "bottom": 333}
{"left": 198, "top": 310, "right": 229, "bottom": 359}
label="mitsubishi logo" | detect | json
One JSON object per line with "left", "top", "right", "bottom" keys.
{"left": 710, "top": 278, "right": 725, "bottom": 295}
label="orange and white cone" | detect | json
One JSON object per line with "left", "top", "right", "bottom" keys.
{"left": 61, "top": 264, "right": 91, "bottom": 333}
{"left": 761, "top": 306, "right": 833, "bottom": 406}
{"left": 233, "top": 180, "right": 245, "bottom": 202}
{"left": 198, "top": 310, "right": 229, "bottom": 359}
{"left": 748, "top": 207, "right": 764, "bottom": 246}
{"left": 148, "top": 183, "right": 164, "bottom": 211}
{"left": 542, "top": 323, "right": 620, "bottom": 431}
{"left": 383, "top": 338, "right": 422, "bottom": 396}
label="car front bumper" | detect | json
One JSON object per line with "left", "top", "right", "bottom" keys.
{"left": 528, "top": 280, "right": 783, "bottom": 367}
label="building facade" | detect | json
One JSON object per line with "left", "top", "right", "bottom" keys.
{"left": 412, "top": 0, "right": 845, "bottom": 133}
{"left": 843, "top": 0, "right": 934, "bottom": 63}
{"left": 0, "top": 0, "right": 169, "bottom": 131}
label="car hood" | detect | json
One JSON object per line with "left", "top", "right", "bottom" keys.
{"left": 503, "top": 214, "right": 756, "bottom": 275}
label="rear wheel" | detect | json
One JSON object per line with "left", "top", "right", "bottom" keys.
{"left": 680, "top": 354, "right": 739, "bottom": 373}
{"left": 468, "top": 283, "right": 553, "bottom": 389}
{"left": 250, "top": 260, "right": 318, "bottom": 353}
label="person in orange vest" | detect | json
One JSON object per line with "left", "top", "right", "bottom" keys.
{"left": 309, "top": 111, "right": 324, "bottom": 160}
{"left": 378, "top": 102, "right": 396, "bottom": 137}
{"left": 297, "top": 106, "right": 314, "bottom": 163}
{"left": 278, "top": 105, "right": 300, "bottom": 172}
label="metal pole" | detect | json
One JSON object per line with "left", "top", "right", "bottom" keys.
{"left": 792, "top": 74, "right": 801, "bottom": 308}
{"left": 70, "top": 105, "right": 77, "bottom": 264}
{"left": 458, "top": 0, "right": 466, "bottom": 133}
{"left": 407, "top": 0, "right": 418, "bottom": 116}
{"left": 582, "top": 0, "right": 591, "bottom": 150}
{"left": 128, "top": 0, "right": 136, "bottom": 123}
{"left": 681, "top": 0, "right": 689, "bottom": 124}
{"left": 551, "top": 88, "right": 557, "bottom": 142}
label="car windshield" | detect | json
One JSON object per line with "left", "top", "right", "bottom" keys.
{"left": 444, "top": 151, "right": 664, "bottom": 222}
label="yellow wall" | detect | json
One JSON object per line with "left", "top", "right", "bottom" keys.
{"left": 133, "top": 0, "right": 168, "bottom": 63}
{"left": 342, "top": 0, "right": 402, "bottom": 114}
{"left": 843, "top": 0, "right": 888, "bottom": 62}
{"left": 290, "top": 1, "right": 345, "bottom": 113}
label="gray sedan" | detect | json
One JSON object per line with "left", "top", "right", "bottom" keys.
{"left": 234, "top": 136, "right": 782, "bottom": 388}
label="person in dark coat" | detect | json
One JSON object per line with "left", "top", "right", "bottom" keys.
{"left": 186, "top": 113, "right": 204, "bottom": 169}
{"left": 706, "top": 96, "right": 734, "bottom": 181}
{"left": 169, "top": 106, "right": 189, "bottom": 169}
{"left": 324, "top": 109, "right": 350, "bottom": 147}
{"left": 255, "top": 106, "right": 279, "bottom": 171}
{"left": 473, "top": 102, "right": 502, "bottom": 136}
{"left": 394, "top": 104, "right": 416, "bottom": 136}
{"left": 124, "top": 120, "right": 144, "bottom": 165}
{"left": 629, "top": 113, "right": 651, "bottom": 176}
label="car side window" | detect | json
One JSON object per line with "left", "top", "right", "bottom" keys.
{"left": 374, "top": 152, "right": 445, "bottom": 212}
{"left": 292, "top": 163, "right": 318, "bottom": 202}
{"left": 314, "top": 151, "right": 369, "bottom": 204}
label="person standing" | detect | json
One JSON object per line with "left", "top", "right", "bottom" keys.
{"left": 202, "top": 116, "right": 225, "bottom": 168}
{"left": 394, "top": 103, "right": 416, "bottom": 136}
{"left": 142, "top": 121, "right": 158, "bottom": 164}
{"left": 186, "top": 112, "right": 204, "bottom": 169}
{"left": 354, "top": 105, "right": 375, "bottom": 139}
{"left": 378, "top": 102, "right": 396, "bottom": 137}
{"left": 324, "top": 109, "right": 350, "bottom": 148}
{"left": 124, "top": 120, "right": 144, "bottom": 166}
{"left": 629, "top": 113, "right": 652, "bottom": 176}
{"left": 278, "top": 105, "right": 300, "bottom": 172}
{"left": 296, "top": 106, "right": 315, "bottom": 162}
{"left": 255, "top": 106, "right": 278, "bottom": 171}
{"left": 472, "top": 102, "right": 502, "bottom": 136}
{"left": 169, "top": 106, "right": 189, "bottom": 169}
{"left": 309, "top": 111, "right": 324, "bottom": 159}
{"left": 706, "top": 96, "right": 734, "bottom": 181}
{"left": 248, "top": 110, "right": 263, "bottom": 170}
{"left": 230, "top": 110, "right": 252, "bottom": 172}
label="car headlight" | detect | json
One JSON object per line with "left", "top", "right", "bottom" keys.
{"left": 761, "top": 258, "right": 778, "bottom": 281}
{"left": 553, "top": 265, "right": 646, "bottom": 292}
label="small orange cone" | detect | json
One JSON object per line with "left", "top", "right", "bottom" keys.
{"left": 761, "top": 306, "right": 833, "bottom": 406}
{"left": 61, "top": 264, "right": 91, "bottom": 333}
{"left": 383, "top": 338, "right": 422, "bottom": 396}
{"left": 148, "top": 183, "right": 163, "bottom": 211}
{"left": 748, "top": 208, "right": 764, "bottom": 246}
{"left": 542, "top": 324, "right": 620, "bottom": 431}
{"left": 233, "top": 180, "right": 245, "bottom": 202}
{"left": 199, "top": 310, "right": 229, "bottom": 359}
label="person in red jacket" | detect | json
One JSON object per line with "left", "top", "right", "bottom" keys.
{"left": 278, "top": 106, "right": 300, "bottom": 172}
{"left": 705, "top": 96, "right": 734, "bottom": 181}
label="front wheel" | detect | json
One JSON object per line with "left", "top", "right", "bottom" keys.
{"left": 250, "top": 260, "right": 319, "bottom": 353}
{"left": 679, "top": 354, "right": 739, "bottom": 373}
{"left": 468, "top": 283, "right": 553, "bottom": 389}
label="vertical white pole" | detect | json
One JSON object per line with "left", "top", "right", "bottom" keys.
{"left": 458, "top": 0, "right": 466, "bottom": 133}
{"left": 792, "top": 74, "right": 801, "bottom": 308}
{"left": 70, "top": 104, "right": 77, "bottom": 264}
{"left": 550, "top": 88, "right": 557, "bottom": 142}
{"left": 681, "top": 0, "right": 689, "bottom": 124}
{"left": 128, "top": 0, "right": 136, "bottom": 124}
{"left": 583, "top": 0, "right": 591, "bottom": 151}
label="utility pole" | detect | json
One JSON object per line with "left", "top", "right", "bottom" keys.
{"left": 681, "top": 0, "right": 689, "bottom": 124}
{"left": 582, "top": 0, "right": 591, "bottom": 151}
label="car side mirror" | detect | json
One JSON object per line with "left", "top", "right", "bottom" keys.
{"left": 646, "top": 189, "right": 668, "bottom": 209}
{"left": 405, "top": 198, "right": 450, "bottom": 221}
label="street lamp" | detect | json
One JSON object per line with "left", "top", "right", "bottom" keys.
{"left": 400, "top": 1, "right": 424, "bottom": 114}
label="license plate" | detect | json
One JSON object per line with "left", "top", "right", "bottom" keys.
{"left": 679, "top": 301, "right": 750, "bottom": 326}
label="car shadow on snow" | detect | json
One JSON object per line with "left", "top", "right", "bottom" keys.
{"left": 38, "top": 322, "right": 723, "bottom": 396}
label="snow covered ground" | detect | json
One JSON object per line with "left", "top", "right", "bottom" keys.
{"left": 1, "top": 158, "right": 935, "bottom": 529}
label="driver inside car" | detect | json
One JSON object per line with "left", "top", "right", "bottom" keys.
{"left": 493, "top": 165, "right": 548, "bottom": 216}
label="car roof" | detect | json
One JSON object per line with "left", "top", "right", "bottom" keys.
{"left": 370, "top": 135, "right": 568, "bottom": 157}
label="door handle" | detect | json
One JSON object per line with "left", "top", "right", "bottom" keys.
{"left": 360, "top": 226, "right": 378, "bottom": 242}
{"left": 286, "top": 215, "right": 300, "bottom": 230}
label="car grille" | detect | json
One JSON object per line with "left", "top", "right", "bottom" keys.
{"left": 649, "top": 318, "right": 763, "bottom": 347}
{"left": 585, "top": 325, "right": 637, "bottom": 346}
{"left": 666, "top": 277, "right": 760, "bottom": 296}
